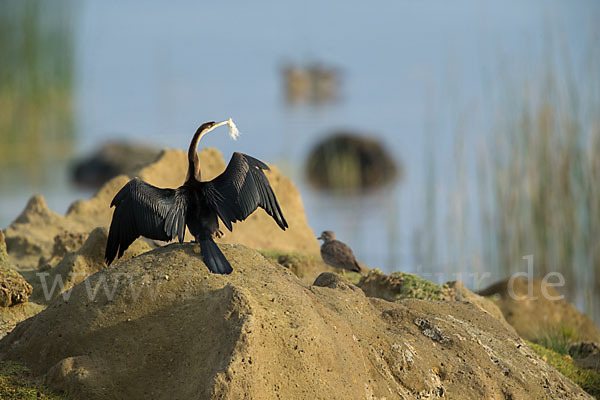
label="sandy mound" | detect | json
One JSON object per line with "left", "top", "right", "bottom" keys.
{"left": 28, "top": 227, "right": 152, "bottom": 304}
{"left": 0, "top": 245, "right": 590, "bottom": 399}
{"left": 479, "top": 277, "right": 600, "bottom": 343}
{"left": 37, "top": 231, "right": 90, "bottom": 271}
{"left": 4, "top": 148, "right": 319, "bottom": 270}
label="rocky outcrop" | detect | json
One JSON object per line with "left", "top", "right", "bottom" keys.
{"left": 4, "top": 195, "right": 69, "bottom": 269}
{"left": 37, "top": 231, "right": 89, "bottom": 271}
{"left": 5, "top": 148, "right": 320, "bottom": 270}
{"left": 0, "top": 230, "right": 42, "bottom": 338}
{"left": 479, "top": 277, "right": 600, "bottom": 343}
{"left": 0, "top": 267, "right": 32, "bottom": 308}
{"left": 358, "top": 269, "right": 448, "bottom": 301}
{"left": 0, "top": 231, "right": 32, "bottom": 307}
{"left": 357, "top": 270, "right": 506, "bottom": 324}
{"left": 0, "top": 245, "right": 590, "bottom": 399}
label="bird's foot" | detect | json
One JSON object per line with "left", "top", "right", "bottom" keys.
{"left": 214, "top": 230, "right": 224, "bottom": 239}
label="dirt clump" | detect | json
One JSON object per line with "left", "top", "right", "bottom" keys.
{"left": 0, "top": 267, "right": 32, "bottom": 308}
{"left": 0, "top": 230, "right": 43, "bottom": 338}
{"left": 0, "top": 245, "right": 591, "bottom": 399}
{"left": 0, "top": 231, "right": 32, "bottom": 307}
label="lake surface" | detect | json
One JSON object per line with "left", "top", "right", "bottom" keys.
{"left": 1, "top": 1, "right": 598, "bottom": 318}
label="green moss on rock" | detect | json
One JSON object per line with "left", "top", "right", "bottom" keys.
{"left": 358, "top": 269, "right": 447, "bottom": 302}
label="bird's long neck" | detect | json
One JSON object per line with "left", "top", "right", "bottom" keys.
{"left": 186, "top": 127, "right": 204, "bottom": 183}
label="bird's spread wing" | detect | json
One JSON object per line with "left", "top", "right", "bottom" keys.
{"left": 105, "top": 178, "right": 188, "bottom": 264}
{"left": 202, "top": 152, "right": 288, "bottom": 232}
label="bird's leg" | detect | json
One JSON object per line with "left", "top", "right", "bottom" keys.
{"left": 214, "top": 230, "right": 224, "bottom": 239}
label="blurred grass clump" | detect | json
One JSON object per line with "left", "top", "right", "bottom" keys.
{"left": 0, "top": 0, "right": 75, "bottom": 182}
{"left": 534, "top": 324, "right": 581, "bottom": 356}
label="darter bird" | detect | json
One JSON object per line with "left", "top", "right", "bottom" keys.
{"left": 104, "top": 120, "right": 288, "bottom": 274}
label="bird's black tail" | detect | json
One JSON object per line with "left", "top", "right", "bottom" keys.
{"left": 200, "top": 239, "right": 233, "bottom": 274}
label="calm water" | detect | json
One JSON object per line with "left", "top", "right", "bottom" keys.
{"left": 1, "top": 1, "right": 599, "bottom": 317}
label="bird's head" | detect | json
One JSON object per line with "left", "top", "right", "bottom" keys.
{"left": 198, "top": 121, "right": 216, "bottom": 132}
{"left": 317, "top": 231, "right": 335, "bottom": 242}
{"left": 194, "top": 119, "right": 240, "bottom": 142}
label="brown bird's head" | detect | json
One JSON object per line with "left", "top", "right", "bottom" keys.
{"left": 317, "top": 231, "right": 336, "bottom": 242}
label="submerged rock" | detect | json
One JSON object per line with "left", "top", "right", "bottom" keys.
{"left": 72, "top": 141, "right": 161, "bottom": 188}
{"left": 0, "top": 245, "right": 590, "bottom": 399}
{"left": 479, "top": 277, "right": 600, "bottom": 343}
{"left": 305, "top": 133, "right": 399, "bottom": 191}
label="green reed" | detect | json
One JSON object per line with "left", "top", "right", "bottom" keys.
{"left": 479, "top": 35, "right": 600, "bottom": 310}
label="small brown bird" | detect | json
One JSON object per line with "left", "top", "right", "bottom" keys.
{"left": 317, "top": 231, "right": 361, "bottom": 273}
